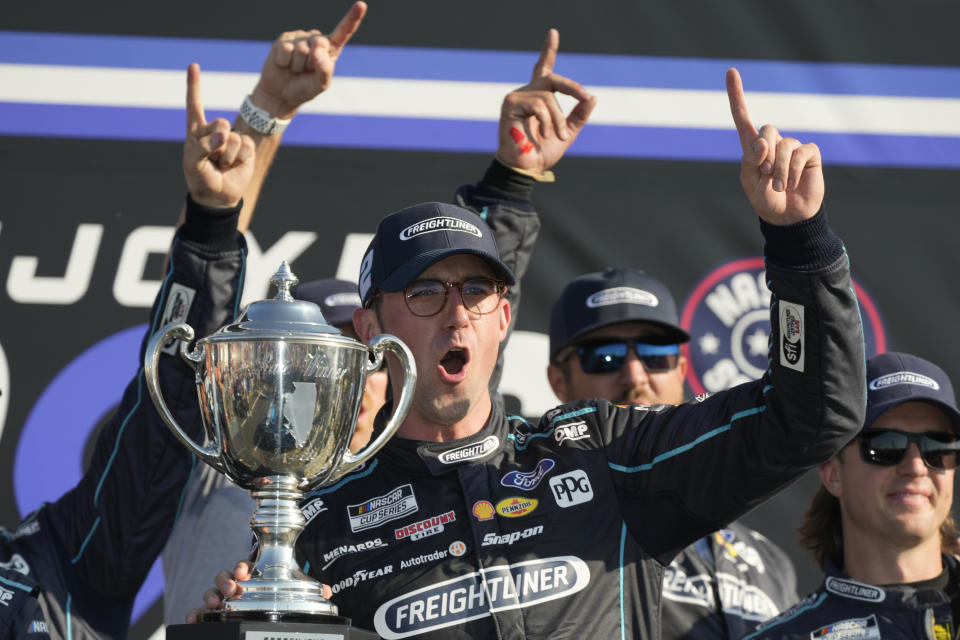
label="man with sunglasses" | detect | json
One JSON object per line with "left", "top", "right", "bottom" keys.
{"left": 546, "top": 267, "right": 799, "bottom": 638}
{"left": 202, "top": 69, "right": 867, "bottom": 640}
{"left": 747, "top": 352, "right": 960, "bottom": 639}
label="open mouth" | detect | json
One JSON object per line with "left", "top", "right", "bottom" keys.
{"left": 440, "top": 348, "right": 468, "bottom": 378}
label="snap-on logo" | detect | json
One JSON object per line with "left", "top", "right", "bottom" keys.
{"left": 438, "top": 436, "right": 499, "bottom": 464}
{"left": 586, "top": 287, "right": 658, "bottom": 309}
{"left": 373, "top": 556, "right": 590, "bottom": 639}
{"left": 869, "top": 371, "right": 939, "bottom": 392}
{"left": 500, "top": 459, "right": 555, "bottom": 491}
{"left": 824, "top": 577, "right": 885, "bottom": 603}
{"left": 399, "top": 217, "right": 482, "bottom": 241}
{"left": 347, "top": 484, "right": 418, "bottom": 533}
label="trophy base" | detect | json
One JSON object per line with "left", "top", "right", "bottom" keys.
{"left": 167, "top": 619, "right": 380, "bottom": 640}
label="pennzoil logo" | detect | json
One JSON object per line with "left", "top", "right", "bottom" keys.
{"left": 347, "top": 484, "right": 418, "bottom": 533}
{"left": 438, "top": 436, "right": 499, "bottom": 464}
{"left": 496, "top": 497, "right": 538, "bottom": 518}
{"left": 373, "top": 556, "right": 590, "bottom": 638}
{"left": 399, "top": 217, "right": 481, "bottom": 241}
{"left": 681, "top": 257, "right": 886, "bottom": 395}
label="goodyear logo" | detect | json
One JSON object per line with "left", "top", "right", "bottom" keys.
{"left": 373, "top": 556, "right": 590, "bottom": 639}
{"left": 680, "top": 257, "right": 885, "bottom": 395}
{"left": 496, "top": 497, "right": 538, "bottom": 518}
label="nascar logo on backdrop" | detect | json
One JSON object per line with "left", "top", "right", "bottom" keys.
{"left": 681, "top": 257, "right": 886, "bottom": 395}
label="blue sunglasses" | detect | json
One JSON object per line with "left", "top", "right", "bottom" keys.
{"left": 574, "top": 339, "right": 680, "bottom": 375}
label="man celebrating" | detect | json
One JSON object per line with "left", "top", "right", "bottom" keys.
{"left": 202, "top": 68, "right": 866, "bottom": 640}
{"left": 747, "top": 352, "right": 960, "bottom": 639}
{"left": 546, "top": 267, "right": 798, "bottom": 638}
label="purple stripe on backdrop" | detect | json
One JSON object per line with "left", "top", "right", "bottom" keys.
{"left": 1, "top": 103, "right": 958, "bottom": 168}
{"left": 3, "top": 31, "right": 960, "bottom": 97}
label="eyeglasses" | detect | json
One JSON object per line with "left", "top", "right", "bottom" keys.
{"left": 858, "top": 429, "right": 960, "bottom": 470}
{"left": 564, "top": 338, "right": 680, "bottom": 375}
{"left": 401, "top": 278, "right": 506, "bottom": 317}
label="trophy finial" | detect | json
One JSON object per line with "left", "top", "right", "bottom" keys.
{"left": 272, "top": 261, "right": 299, "bottom": 301}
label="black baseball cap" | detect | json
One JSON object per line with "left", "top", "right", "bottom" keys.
{"left": 865, "top": 351, "right": 960, "bottom": 433}
{"left": 291, "top": 278, "right": 361, "bottom": 328}
{"left": 358, "top": 202, "right": 516, "bottom": 306}
{"left": 549, "top": 267, "right": 690, "bottom": 361}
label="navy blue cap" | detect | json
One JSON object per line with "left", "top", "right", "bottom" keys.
{"left": 549, "top": 267, "right": 690, "bottom": 361}
{"left": 291, "top": 278, "right": 361, "bottom": 328}
{"left": 865, "top": 351, "right": 960, "bottom": 433}
{"left": 358, "top": 202, "right": 516, "bottom": 305}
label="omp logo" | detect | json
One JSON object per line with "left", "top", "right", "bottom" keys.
{"left": 438, "top": 436, "right": 499, "bottom": 464}
{"left": 824, "top": 577, "right": 885, "bottom": 603}
{"left": 500, "top": 458, "right": 555, "bottom": 491}
{"left": 399, "top": 217, "right": 482, "bottom": 241}
{"left": 0, "top": 586, "right": 13, "bottom": 605}
{"left": 321, "top": 538, "right": 388, "bottom": 570}
{"left": 586, "top": 287, "right": 658, "bottom": 308}
{"left": 373, "top": 556, "right": 590, "bottom": 639}
{"left": 554, "top": 421, "right": 590, "bottom": 445}
{"left": 395, "top": 511, "right": 456, "bottom": 541}
{"left": 348, "top": 484, "right": 418, "bottom": 533}
{"left": 549, "top": 470, "right": 593, "bottom": 508}
{"left": 680, "top": 257, "right": 886, "bottom": 395}
{"left": 869, "top": 371, "right": 939, "bottom": 391}
{"left": 301, "top": 498, "right": 327, "bottom": 525}
{"left": 496, "top": 497, "right": 538, "bottom": 518}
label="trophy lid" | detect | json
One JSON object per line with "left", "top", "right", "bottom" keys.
{"left": 205, "top": 262, "right": 360, "bottom": 345}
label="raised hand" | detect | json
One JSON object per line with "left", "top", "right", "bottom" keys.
{"left": 497, "top": 29, "right": 597, "bottom": 174}
{"left": 183, "top": 63, "right": 255, "bottom": 208}
{"left": 250, "top": 1, "right": 367, "bottom": 120}
{"left": 726, "top": 68, "right": 824, "bottom": 225}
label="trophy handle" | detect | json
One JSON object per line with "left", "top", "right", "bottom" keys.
{"left": 144, "top": 322, "right": 226, "bottom": 473}
{"left": 323, "top": 333, "right": 416, "bottom": 484}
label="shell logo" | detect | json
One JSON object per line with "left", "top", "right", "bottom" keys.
{"left": 495, "top": 497, "right": 538, "bottom": 518}
{"left": 472, "top": 500, "right": 495, "bottom": 521}
{"left": 449, "top": 541, "right": 467, "bottom": 557}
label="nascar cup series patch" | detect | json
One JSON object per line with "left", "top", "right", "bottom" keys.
{"left": 681, "top": 257, "right": 886, "bottom": 395}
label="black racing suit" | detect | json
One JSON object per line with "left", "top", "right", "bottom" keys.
{"left": 291, "top": 211, "right": 866, "bottom": 640}
{"left": 662, "top": 521, "right": 798, "bottom": 639}
{"left": 0, "top": 199, "right": 245, "bottom": 640}
{"left": 742, "top": 557, "right": 960, "bottom": 639}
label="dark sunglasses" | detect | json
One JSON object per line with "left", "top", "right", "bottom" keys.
{"left": 569, "top": 338, "right": 680, "bottom": 375}
{"left": 858, "top": 428, "right": 960, "bottom": 470}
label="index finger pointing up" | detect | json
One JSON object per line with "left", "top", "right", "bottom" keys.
{"left": 328, "top": 1, "right": 368, "bottom": 53}
{"left": 531, "top": 28, "right": 559, "bottom": 80}
{"left": 186, "top": 63, "right": 206, "bottom": 133}
{"left": 726, "top": 68, "right": 759, "bottom": 152}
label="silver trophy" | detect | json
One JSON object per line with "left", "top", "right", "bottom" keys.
{"left": 144, "top": 262, "right": 416, "bottom": 622}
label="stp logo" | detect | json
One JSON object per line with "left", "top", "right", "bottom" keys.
{"left": 549, "top": 470, "right": 593, "bottom": 508}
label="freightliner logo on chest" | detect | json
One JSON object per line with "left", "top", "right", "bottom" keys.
{"left": 373, "top": 556, "right": 589, "bottom": 639}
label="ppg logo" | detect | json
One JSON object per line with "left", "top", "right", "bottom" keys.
{"left": 549, "top": 470, "right": 593, "bottom": 508}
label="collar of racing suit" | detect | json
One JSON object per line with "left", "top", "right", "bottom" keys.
{"left": 821, "top": 555, "right": 960, "bottom": 610}
{"left": 371, "top": 394, "right": 510, "bottom": 476}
